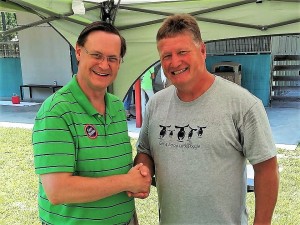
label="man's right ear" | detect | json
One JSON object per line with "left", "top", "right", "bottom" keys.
{"left": 75, "top": 44, "right": 82, "bottom": 61}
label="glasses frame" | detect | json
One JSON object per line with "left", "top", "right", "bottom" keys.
{"left": 81, "top": 46, "right": 123, "bottom": 64}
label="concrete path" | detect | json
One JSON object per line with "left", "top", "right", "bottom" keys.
{"left": 0, "top": 103, "right": 299, "bottom": 149}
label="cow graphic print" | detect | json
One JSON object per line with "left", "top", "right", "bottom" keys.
{"left": 159, "top": 124, "right": 206, "bottom": 142}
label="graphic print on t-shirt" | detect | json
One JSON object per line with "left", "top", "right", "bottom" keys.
{"left": 159, "top": 124, "right": 206, "bottom": 142}
{"left": 158, "top": 124, "right": 207, "bottom": 150}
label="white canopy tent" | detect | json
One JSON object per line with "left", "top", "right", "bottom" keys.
{"left": 1, "top": 0, "right": 299, "bottom": 98}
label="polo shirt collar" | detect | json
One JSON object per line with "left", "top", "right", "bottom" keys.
{"left": 69, "top": 75, "right": 118, "bottom": 119}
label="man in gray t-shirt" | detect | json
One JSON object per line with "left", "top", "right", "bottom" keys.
{"left": 132, "top": 14, "right": 279, "bottom": 225}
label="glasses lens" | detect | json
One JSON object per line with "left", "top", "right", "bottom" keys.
{"left": 83, "top": 47, "right": 121, "bottom": 64}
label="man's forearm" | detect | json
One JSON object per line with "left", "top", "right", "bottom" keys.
{"left": 253, "top": 157, "right": 279, "bottom": 224}
{"left": 41, "top": 164, "right": 150, "bottom": 205}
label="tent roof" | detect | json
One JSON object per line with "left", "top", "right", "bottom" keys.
{"left": 1, "top": 0, "right": 300, "bottom": 98}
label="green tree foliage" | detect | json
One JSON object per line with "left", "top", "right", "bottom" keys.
{"left": 0, "top": 12, "right": 18, "bottom": 42}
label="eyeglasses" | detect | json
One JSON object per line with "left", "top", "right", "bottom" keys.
{"left": 82, "top": 46, "right": 123, "bottom": 64}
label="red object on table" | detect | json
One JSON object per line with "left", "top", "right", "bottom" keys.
{"left": 11, "top": 95, "right": 20, "bottom": 104}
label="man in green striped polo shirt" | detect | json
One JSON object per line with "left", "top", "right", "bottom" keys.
{"left": 32, "top": 21, "right": 151, "bottom": 225}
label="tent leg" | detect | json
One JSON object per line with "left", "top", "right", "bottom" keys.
{"left": 134, "top": 80, "right": 142, "bottom": 128}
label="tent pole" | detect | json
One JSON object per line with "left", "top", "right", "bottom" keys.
{"left": 134, "top": 80, "right": 142, "bottom": 128}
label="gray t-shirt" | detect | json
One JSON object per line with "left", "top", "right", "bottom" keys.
{"left": 137, "top": 76, "right": 276, "bottom": 225}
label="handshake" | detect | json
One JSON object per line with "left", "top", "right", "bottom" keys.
{"left": 126, "top": 163, "right": 152, "bottom": 199}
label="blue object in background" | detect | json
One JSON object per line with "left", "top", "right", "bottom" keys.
{"left": 206, "top": 54, "right": 272, "bottom": 106}
{"left": 0, "top": 58, "right": 23, "bottom": 98}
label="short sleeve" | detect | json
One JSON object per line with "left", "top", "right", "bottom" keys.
{"left": 33, "top": 110, "right": 76, "bottom": 174}
{"left": 241, "top": 101, "right": 277, "bottom": 165}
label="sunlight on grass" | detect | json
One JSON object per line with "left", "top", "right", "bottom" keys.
{"left": 0, "top": 127, "right": 40, "bottom": 225}
{"left": 0, "top": 127, "right": 299, "bottom": 224}
{"left": 247, "top": 146, "right": 300, "bottom": 225}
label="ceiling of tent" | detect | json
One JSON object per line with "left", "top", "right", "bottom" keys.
{"left": 1, "top": 0, "right": 300, "bottom": 98}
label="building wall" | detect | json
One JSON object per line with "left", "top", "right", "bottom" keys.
{"left": 206, "top": 54, "right": 272, "bottom": 106}
{"left": 16, "top": 12, "right": 73, "bottom": 101}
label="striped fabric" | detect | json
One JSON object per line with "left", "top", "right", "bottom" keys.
{"left": 32, "top": 75, "right": 134, "bottom": 224}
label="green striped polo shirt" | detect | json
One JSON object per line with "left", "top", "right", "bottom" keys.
{"left": 32, "top": 75, "right": 134, "bottom": 225}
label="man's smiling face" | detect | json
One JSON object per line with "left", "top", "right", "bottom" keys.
{"left": 75, "top": 30, "right": 121, "bottom": 94}
{"left": 157, "top": 31, "right": 207, "bottom": 90}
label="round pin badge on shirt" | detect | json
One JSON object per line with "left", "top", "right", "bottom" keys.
{"left": 84, "top": 124, "right": 98, "bottom": 139}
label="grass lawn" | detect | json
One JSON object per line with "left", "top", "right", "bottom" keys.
{"left": 0, "top": 127, "right": 299, "bottom": 224}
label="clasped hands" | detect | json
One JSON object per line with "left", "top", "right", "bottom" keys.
{"left": 127, "top": 163, "right": 152, "bottom": 199}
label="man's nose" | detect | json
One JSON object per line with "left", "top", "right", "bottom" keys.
{"left": 170, "top": 54, "right": 182, "bottom": 67}
{"left": 97, "top": 57, "right": 110, "bottom": 69}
